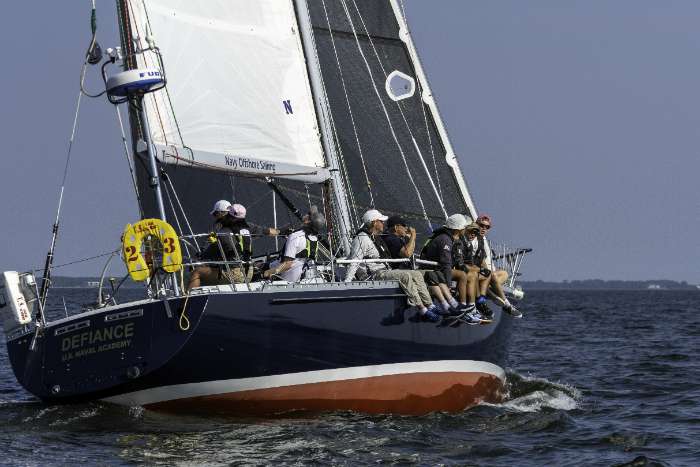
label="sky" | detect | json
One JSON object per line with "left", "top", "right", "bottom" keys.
{"left": 0, "top": 1, "right": 698, "bottom": 283}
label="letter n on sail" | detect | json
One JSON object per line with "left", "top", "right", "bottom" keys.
{"left": 283, "top": 99, "right": 293, "bottom": 115}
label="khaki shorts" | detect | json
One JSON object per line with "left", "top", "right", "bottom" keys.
{"left": 219, "top": 266, "right": 254, "bottom": 284}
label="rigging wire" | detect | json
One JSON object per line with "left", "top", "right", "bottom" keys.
{"left": 129, "top": 1, "right": 170, "bottom": 149}
{"left": 338, "top": 0, "right": 431, "bottom": 229}
{"left": 115, "top": 105, "right": 144, "bottom": 218}
{"left": 79, "top": 0, "right": 107, "bottom": 98}
{"left": 161, "top": 176, "right": 193, "bottom": 263}
{"left": 399, "top": 0, "right": 444, "bottom": 203}
{"left": 349, "top": 0, "right": 447, "bottom": 220}
{"left": 138, "top": 0, "right": 194, "bottom": 163}
{"left": 160, "top": 171, "right": 200, "bottom": 253}
{"left": 319, "top": 0, "right": 375, "bottom": 208}
{"left": 35, "top": 249, "right": 120, "bottom": 272}
{"left": 297, "top": 2, "right": 360, "bottom": 234}
{"left": 39, "top": 61, "right": 88, "bottom": 307}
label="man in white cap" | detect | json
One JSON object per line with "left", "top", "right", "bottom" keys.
{"left": 421, "top": 213, "right": 486, "bottom": 325}
{"left": 344, "top": 209, "right": 442, "bottom": 322}
{"left": 210, "top": 199, "right": 232, "bottom": 222}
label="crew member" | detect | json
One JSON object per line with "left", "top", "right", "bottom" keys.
{"left": 345, "top": 209, "right": 441, "bottom": 322}
{"left": 421, "top": 214, "right": 484, "bottom": 324}
{"left": 263, "top": 205, "right": 325, "bottom": 282}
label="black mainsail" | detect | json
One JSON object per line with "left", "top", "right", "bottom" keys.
{"left": 305, "top": 0, "right": 478, "bottom": 232}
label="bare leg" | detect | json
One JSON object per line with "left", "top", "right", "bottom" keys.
{"left": 428, "top": 285, "right": 445, "bottom": 302}
{"left": 451, "top": 269, "right": 468, "bottom": 303}
{"left": 478, "top": 274, "right": 490, "bottom": 296}
{"left": 187, "top": 266, "right": 219, "bottom": 291}
{"left": 438, "top": 283, "right": 454, "bottom": 301}
{"left": 466, "top": 269, "right": 478, "bottom": 303}
{"left": 489, "top": 270, "right": 509, "bottom": 302}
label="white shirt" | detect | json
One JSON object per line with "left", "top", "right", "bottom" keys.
{"left": 469, "top": 237, "right": 479, "bottom": 254}
{"left": 271, "top": 230, "right": 315, "bottom": 282}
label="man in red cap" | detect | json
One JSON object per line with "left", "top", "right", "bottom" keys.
{"left": 477, "top": 214, "right": 521, "bottom": 318}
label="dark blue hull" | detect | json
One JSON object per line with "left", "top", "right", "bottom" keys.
{"left": 5, "top": 282, "right": 512, "bottom": 414}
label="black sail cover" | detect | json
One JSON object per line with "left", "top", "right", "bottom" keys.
{"left": 306, "top": 0, "right": 473, "bottom": 235}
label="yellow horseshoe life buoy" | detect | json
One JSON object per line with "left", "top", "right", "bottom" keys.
{"left": 122, "top": 218, "right": 182, "bottom": 282}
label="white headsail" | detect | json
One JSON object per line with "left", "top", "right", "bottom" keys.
{"left": 126, "top": 0, "right": 329, "bottom": 182}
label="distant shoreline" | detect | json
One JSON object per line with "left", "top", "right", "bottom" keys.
{"left": 521, "top": 279, "right": 699, "bottom": 291}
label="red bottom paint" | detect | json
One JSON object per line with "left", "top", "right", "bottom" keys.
{"left": 146, "top": 372, "right": 505, "bottom": 416}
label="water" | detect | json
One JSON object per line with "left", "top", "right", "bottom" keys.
{"left": 1, "top": 289, "right": 698, "bottom": 466}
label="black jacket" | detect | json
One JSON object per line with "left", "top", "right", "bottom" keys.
{"left": 420, "top": 228, "right": 454, "bottom": 284}
{"left": 453, "top": 234, "right": 486, "bottom": 269}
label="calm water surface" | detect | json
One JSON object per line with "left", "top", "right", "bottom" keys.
{"left": 1, "top": 289, "right": 698, "bottom": 466}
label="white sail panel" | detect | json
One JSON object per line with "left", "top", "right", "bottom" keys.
{"left": 127, "top": 0, "right": 326, "bottom": 180}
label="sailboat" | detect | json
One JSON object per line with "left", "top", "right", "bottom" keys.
{"left": 0, "top": 0, "right": 530, "bottom": 415}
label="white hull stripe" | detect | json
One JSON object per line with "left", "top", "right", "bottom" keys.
{"left": 104, "top": 360, "right": 505, "bottom": 407}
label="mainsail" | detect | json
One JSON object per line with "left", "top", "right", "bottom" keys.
{"left": 304, "top": 0, "right": 478, "bottom": 230}
{"left": 118, "top": 0, "right": 480, "bottom": 252}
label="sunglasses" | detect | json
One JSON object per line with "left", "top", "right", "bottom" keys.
{"left": 478, "top": 223, "right": 491, "bottom": 230}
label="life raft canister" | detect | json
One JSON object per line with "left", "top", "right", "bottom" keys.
{"left": 0, "top": 271, "right": 33, "bottom": 329}
{"left": 122, "top": 219, "right": 182, "bottom": 282}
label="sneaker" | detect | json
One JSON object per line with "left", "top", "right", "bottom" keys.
{"left": 431, "top": 304, "right": 452, "bottom": 317}
{"left": 462, "top": 309, "right": 483, "bottom": 325}
{"left": 503, "top": 303, "right": 523, "bottom": 319}
{"left": 476, "top": 295, "right": 488, "bottom": 305}
{"left": 476, "top": 301, "right": 494, "bottom": 320}
{"left": 421, "top": 308, "right": 441, "bottom": 323}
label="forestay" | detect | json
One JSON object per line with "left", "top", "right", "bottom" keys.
{"left": 126, "top": 0, "right": 328, "bottom": 182}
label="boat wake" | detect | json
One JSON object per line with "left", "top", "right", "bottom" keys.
{"left": 486, "top": 370, "right": 581, "bottom": 413}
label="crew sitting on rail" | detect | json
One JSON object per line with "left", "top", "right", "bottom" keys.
{"left": 345, "top": 209, "right": 442, "bottom": 322}
{"left": 476, "top": 214, "right": 521, "bottom": 318}
{"left": 262, "top": 205, "right": 325, "bottom": 282}
{"left": 453, "top": 222, "right": 494, "bottom": 320}
{"left": 384, "top": 215, "right": 462, "bottom": 316}
{"left": 420, "top": 214, "right": 485, "bottom": 325}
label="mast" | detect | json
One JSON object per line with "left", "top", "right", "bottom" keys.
{"left": 294, "top": 0, "right": 353, "bottom": 253}
{"left": 137, "top": 98, "right": 167, "bottom": 221}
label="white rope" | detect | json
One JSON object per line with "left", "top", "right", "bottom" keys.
{"left": 350, "top": 0, "right": 448, "bottom": 219}
{"left": 339, "top": 0, "right": 431, "bottom": 229}
{"left": 320, "top": 0, "right": 375, "bottom": 208}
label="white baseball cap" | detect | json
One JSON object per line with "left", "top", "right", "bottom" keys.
{"left": 228, "top": 203, "right": 246, "bottom": 219}
{"left": 210, "top": 200, "right": 231, "bottom": 215}
{"left": 362, "top": 209, "right": 388, "bottom": 224}
{"left": 444, "top": 213, "right": 468, "bottom": 230}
